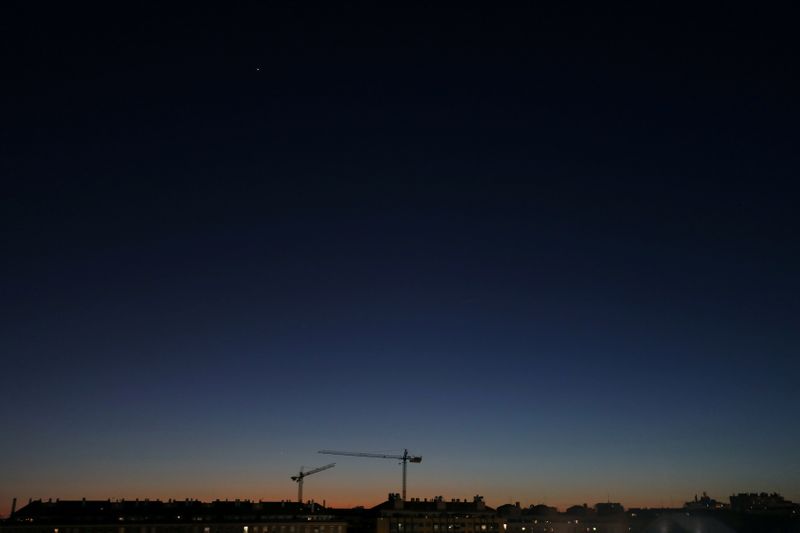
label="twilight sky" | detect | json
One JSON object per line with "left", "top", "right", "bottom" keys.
{"left": 1, "top": 3, "right": 799, "bottom": 516}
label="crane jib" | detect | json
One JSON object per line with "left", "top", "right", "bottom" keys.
{"left": 317, "top": 448, "right": 421, "bottom": 501}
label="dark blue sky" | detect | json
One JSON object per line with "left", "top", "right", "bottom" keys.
{"left": 1, "top": 2, "right": 798, "bottom": 513}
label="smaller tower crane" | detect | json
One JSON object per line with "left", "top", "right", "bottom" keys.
{"left": 290, "top": 463, "right": 335, "bottom": 503}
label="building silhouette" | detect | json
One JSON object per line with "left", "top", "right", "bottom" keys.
{"left": 3, "top": 493, "right": 799, "bottom": 533}
{"left": 374, "top": 495, "right": 500, "bottom": 533}
{"left": 1, "top": 499, "right": 345, "bottom": 533}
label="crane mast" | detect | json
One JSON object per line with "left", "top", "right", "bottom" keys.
{"left": 290, "top": 463, "right": 335, "bottom": 503}
{"left": 318, "top": 448, "right": 422, "bottom": 500}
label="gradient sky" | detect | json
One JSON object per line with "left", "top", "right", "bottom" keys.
{"left": 1, "top": 3, "right": 799, "bottom": 517}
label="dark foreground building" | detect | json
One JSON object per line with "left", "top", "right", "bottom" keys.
{"left": 373, "top": 494, "right": 500, "bottom": 533}
{"left": 1, "top": 499, "right": 345, "bottom": 533}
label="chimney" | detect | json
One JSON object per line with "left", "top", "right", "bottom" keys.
{"left": 10, "top": 498, "right": 17, "bottom": 515}
{"left": 389, "top": 493, "right": 403, "bottom": 510}
{"left": 474, "top": 496, "right": 485, "bottom": 511}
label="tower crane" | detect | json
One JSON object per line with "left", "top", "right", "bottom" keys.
{"left": 318, "top": 449, "right": 421, "bottom": 501}
{"left": 290, "top": 463, "right": 335, "bottom": 503}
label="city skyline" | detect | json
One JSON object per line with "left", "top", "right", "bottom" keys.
{"left": 2, "top": 3, "right": 798, "bottom": 520}
{"left": 5, "top": 489, "right": 796, "bottom": 514}
{"left": 2, "top": 448, "right": 798, "bottom": 516}
{"left": 9, "top": 491, "right": 796, "bottom": 533}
